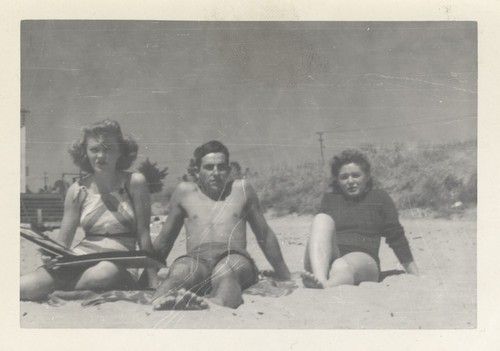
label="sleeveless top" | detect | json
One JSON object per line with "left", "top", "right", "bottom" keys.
{"left": 72, "top": 174, "right": 137, "bottom": 255}
{"left": 317, "top": 188, "right": 414, "bottom": 264}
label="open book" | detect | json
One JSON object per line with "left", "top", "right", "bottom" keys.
{"left": 20, "top": 227, "right": 166, "bottom": 269}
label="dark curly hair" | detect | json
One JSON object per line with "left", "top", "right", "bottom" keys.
{"left": 329, "top": 149, "right": 373, "bottom": 193}
{"left": 68, "top": 119, "right": 138, "bottom": 173}
{"left": 193, "top": 140, "right": 230, "bottom": 169}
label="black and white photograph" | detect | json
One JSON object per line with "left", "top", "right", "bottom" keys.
{"left": 4, "top": 0, "right": 500, "bottom": 349}
{"left": 19, "top": 19, "right": 478, "bottom": 329}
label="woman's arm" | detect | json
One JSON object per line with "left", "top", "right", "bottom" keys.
{"left": 379, "top": 190, "right": 418, "bottom": 273}
{"left": 129, "top": 172, "right": 159, "bottom": 288}
{"left": 402, "top": 261, "right": 420, "bottom": 276}
{"left": 53, "top": 182, "right": 83, "bottom": 248}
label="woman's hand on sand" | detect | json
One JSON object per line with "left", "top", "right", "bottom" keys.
{"left": 403, "top": 261, "right": 420, "bottom": 276}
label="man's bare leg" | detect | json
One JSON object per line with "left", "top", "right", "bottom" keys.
{"left": 302, "top": 214, "right": 340, "bottom": 289}
{"left": 209, "top": 254, "right": 256, "bottom": 309}
{"left": 152, "top": 256, "right": 210, "bottom": 310}
{"left": 152, "top": 288, "right": 209, "bottom": 310}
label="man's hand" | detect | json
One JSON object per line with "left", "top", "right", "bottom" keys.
{"left": 146, "top": 269, "right": 160, "bottom": 289}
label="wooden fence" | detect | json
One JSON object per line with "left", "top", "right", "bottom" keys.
{"left": 20, "top": 193, "right": 64, "bottom": 228}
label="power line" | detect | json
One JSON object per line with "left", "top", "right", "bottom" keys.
{"left": 319, "top": 116, "right": 476, "bottom": 135}
{"left": 316, "top": 132, "right": 325, "bottom": 163}
{"left": 314, "top": 116, "right": 476, "bottom": 160}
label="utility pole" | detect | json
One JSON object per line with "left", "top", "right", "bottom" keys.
{"left": 316, "top": 131, "right": 325, "bottom": 163}
{"left": 21, "top": 109, "right": 30, "bottom": 127}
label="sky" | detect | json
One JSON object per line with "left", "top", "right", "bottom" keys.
{"left": 21, "top": 21, "right": 477, "bottom": 191}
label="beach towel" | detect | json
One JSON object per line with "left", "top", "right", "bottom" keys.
{"left": 46, "top": 276, "right": 298, "bottom": 307}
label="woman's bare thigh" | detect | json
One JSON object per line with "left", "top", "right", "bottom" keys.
{"left": 338, "top": 252, "right": 379, "bottom": 284}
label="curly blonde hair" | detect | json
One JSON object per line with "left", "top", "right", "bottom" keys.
{"left": 68, "top": 119, "right": 138, "bottom": 173}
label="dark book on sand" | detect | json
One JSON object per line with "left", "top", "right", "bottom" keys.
{"left": 20, "top": 227, "right": 166, "bottom": 269}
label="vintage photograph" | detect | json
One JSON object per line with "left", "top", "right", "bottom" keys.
{"left": 20, "top": 20, "right": 477, "bottom": 328}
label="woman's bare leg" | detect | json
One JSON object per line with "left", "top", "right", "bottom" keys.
{"left": 73, "top": 261, "right": 137, "bottom": 290}
{"left": 302, "top": 214, "right": 340, "bottom": 288}
{"left": 324, "top": 252, "right": 379, "bottom": 287}
{"left": 20, "top": 268, "right": 59, "bottom": 301}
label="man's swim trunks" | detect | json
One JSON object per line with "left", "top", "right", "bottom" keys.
{"left": 173, "top": 242, "right": 260, "bottom": 294}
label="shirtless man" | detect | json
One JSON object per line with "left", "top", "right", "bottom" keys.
{"left": 151, "top": 140, "right": 290, "bottom": 310}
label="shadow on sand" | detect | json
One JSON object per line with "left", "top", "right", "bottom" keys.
{"left": 379, "top": 269, "right": 406, "bottom": 282}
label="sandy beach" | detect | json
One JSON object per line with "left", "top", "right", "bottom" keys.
{"left": 20, "top": 213, "right": 476, "bottom": 329}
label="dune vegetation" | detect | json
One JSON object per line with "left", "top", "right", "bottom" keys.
{"left": 253, "top": 140, "right": 477, "bottom": 218}
{"left": 151, "top": 140, "right": 476, "bottom": 219}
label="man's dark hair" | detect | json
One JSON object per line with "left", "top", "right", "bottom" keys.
{"left": 194, "top": 140, "right": 230, "bottom": 168}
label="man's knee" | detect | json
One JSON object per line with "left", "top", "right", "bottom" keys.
{"left": 168, "top": 257, "right": 203, "bottom": 277}
{"left": 214, "top": 254, "right": 251, "bottom": 273}
{"left": 163, "top": 257, "right": 211, "bottom": 294}
{"left": 212, "top": 254, "right": 255, "bottom": 287}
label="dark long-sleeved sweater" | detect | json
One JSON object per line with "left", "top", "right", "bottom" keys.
{"left": 318, "top": 188, "right": 414, "bottom": 264}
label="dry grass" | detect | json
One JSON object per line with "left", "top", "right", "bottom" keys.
{"left": 253, "top": 140, "right": 477, "bottom": 218}
{"left": 150, "top": 140, "right": 477, "bottom": 218}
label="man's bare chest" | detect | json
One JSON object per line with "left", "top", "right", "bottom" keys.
{"left": 182, "top": 192, "right": 247, "bottom": 223}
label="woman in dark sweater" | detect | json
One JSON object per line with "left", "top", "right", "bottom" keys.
{"left": 302, "top": 149, "right": 419, "bottom": 289}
